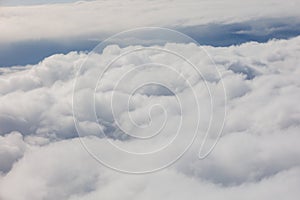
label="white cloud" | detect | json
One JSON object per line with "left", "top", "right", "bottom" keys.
{"left": 0, "top": 0, "right": 299, "bottom": 44}
{"left": 0, "top": 132, "right": 26, "bottom": 174}
{"left": 0, "top": 36, "right": 300, "bottom": 199}
{"left": 0, "top": 137, "right": 299, "bottom": 200}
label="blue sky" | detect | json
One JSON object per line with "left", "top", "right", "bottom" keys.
{"left": 1, "top": 18, "right": 300, "bottom": 67}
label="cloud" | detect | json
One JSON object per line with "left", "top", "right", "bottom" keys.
{"left": 0, "top": 0, "right": 85, "bottom": 6}
{"left": 1, "top": 0, "right": 300, "bottom": 67}
{"left": 1, "top": 0, "right": 300, "bottom": 44}
{"left": 0, "top": 137, "right": 299, "bottom": 200}
{"left": 0, "top": 132, "right": 26, "bottom": 173}
{"left": 0, "top": 36, "right": 300, "bottom": 199}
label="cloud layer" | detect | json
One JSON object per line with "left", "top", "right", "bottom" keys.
{"left": 2, "top": 0, "right": 300, "bottom": 67}
{"left": 0, "top": 35, "right": 300, "bottom": 199}
{"left": 1, "top": 0, "right": 300, "bottom": 44}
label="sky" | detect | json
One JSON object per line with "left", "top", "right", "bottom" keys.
{"left": 0, "top": 0, "right": 300, "bottom": 200}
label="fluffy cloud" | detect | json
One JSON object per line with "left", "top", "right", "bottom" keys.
{"left": 0, "top": 36, "right": 300, "bottom": 199}
{"left": 0, "top": 132, "right": 26, "bottom": 173}
{"left": 0, "top": 137, "right": 299, "bottom": 200}
{"left": 0, "top": 52, "right": 83, "bottom": 138}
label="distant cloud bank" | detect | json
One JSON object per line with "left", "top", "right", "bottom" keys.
{"left": 1, "top": 0, "right": 300, "bottom": 67}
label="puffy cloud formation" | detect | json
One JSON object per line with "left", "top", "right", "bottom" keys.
{"left": 0, "top": 36, "right": 300, "bottom": 199}
{"left": 1, "top": 137, "right": 300, "bottom": 200}
{"left": 0, "top": 132, "right": 26, "bottom": 173}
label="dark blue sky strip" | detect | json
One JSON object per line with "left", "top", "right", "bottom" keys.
{"left": 1, "top": 18, "right": 300, "bottom": 67}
